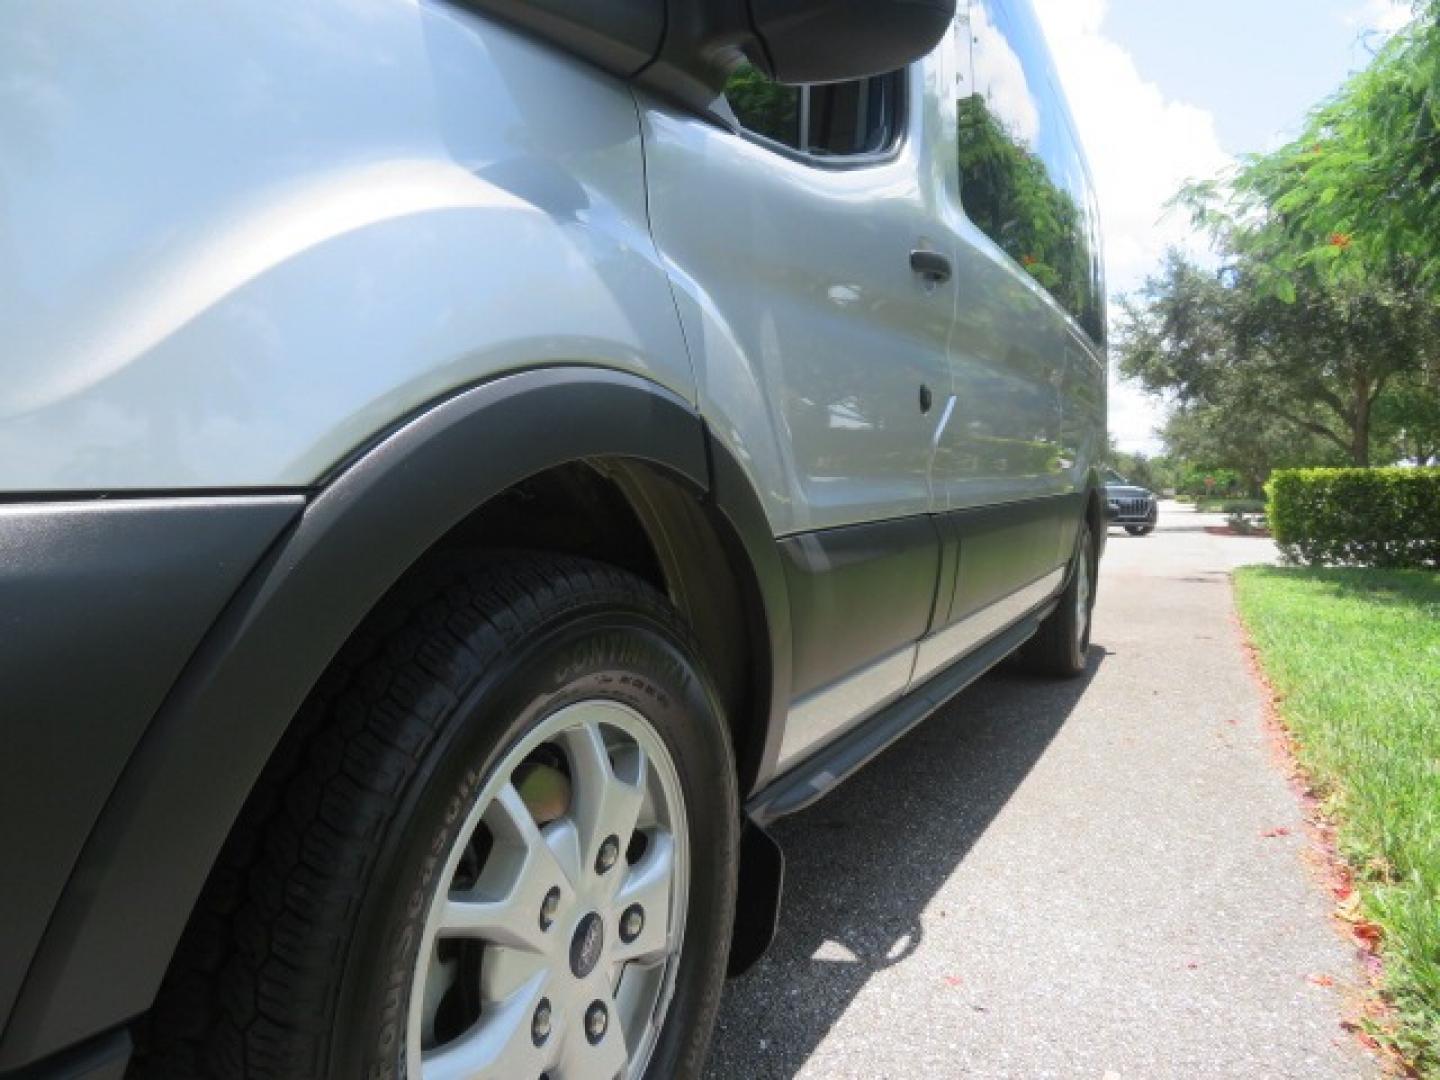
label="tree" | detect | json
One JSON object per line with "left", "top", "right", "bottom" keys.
{"left": 1117, "top": 251, "right": 1440, "bottom": 467}
{"left": 1374, "top": 358, "right": 1440, "bottom": 463}
{"left": 1103, "top": 447, "right": 1176, "bottom": 492}
{"left": 1180, "top": 4, "right": 1440, "bottom": 288}
{"left": 1160, "top": 402, "right": 1342, "bottom": 495}
{"left": 1136, "top": 4, "right": 1440, "bottom": 478}
{"left": 1227, "top": 265, "right": 1440, "bottom": 465}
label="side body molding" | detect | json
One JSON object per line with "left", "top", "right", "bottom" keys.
{"left": 0, "top": 368, "right": 790, "bottom": 1069}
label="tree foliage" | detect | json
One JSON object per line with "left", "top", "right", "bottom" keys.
{"left": 1116, "top": 250, "right": 1440, "bottom": 469}
{"left": 1180, "top": 4, "right": 1440, "bottom": 287}
{"left": 1374, "top": 356, "right": 1440, "bottom": 463}
{"left": 1161, "top": 400, "right": 1342, "bottom": 496}
{"left": 1103, "top": 444, "right": 1178, "bottom": 493}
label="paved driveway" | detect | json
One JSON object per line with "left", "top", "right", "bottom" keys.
{"left": 709, "top": 502, "right": 1375, "bottom": 1079}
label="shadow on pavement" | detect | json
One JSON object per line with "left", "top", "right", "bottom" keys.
{"left": 706, "top": 646, "right": 1108, "bottom": 1079}
{"left": 1103, "top": 528, "right": 1218, "bottom": 539}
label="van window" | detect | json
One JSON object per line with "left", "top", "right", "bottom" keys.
{"left": 806, "top": 75, "right": 901, "bottom": 156}
{"left": 957, "top": 0, "right": 1105, "bottom": 345}
{"left": 725, "top": 65, "right": 902, "bottom": 159}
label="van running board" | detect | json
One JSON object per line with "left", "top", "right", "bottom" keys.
{"left": 746, "top": 608, "right": 1050, "bottom": 825}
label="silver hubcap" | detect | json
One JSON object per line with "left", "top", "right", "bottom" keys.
{"left": 406, "top": 701, "right": 689, "bottom": 1080}
{"left": 1074, "top": 536, "right": 1092, "bottom": 651}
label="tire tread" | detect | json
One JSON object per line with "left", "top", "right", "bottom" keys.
{"left": 1020, "top": 527, "right": 1095, "bottom": 678}
{"left": 133, "top": 553, "right": 701, "bottom": 1079}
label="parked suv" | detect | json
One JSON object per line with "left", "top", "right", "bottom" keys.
{"left": 1105, "top": 469, "right": 1159, "bottom": 536}
{"left": 0, "top": 2, "right": 1106, "bottom": 1077}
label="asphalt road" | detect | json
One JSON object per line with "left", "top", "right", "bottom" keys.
{"left": 708, "top": 502, "right": 1376, "bottom": 1079}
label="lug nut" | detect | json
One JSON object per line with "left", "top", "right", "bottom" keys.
{"left": 595, "top": 835, "right": 621, "bottom": 874}
{"left": 531, "top": 998, "right": 552, "bottom": 1046}
{"left": 620, "top": 905, "right": 644, "bottom": 944}
{"left": 539, "top": 886, "right": 561, "bottom": 930}
{"left": 585, "top": 1000, "right": 608, "bottom": 1044}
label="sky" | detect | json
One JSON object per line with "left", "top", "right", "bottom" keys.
{"left": 1029, "top": 0, "right": 1416, "bottom": 454}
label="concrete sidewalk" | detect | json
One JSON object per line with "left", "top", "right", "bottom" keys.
{"left": 708, "top": 502, "right": 1375, "bottom": 1079}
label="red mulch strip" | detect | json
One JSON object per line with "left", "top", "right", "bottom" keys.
{"left": 1205, "top": 525, "right": 1274, "bottom": 538}
{"left": 1232, "top": 599, "right": 1418, "bottom": 1077}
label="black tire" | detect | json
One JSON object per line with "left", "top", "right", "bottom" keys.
{"left": 1019, "top": 524, "right": 1095, "bottom": 677}
{"left": 133, "top": 554, "right": 739, "bottom": 1080}
{"left": 1124, "top": 524, "right": 1153, "bottom": 536}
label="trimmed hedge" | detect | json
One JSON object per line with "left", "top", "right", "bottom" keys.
{"left": 1268, "top": 468, "right": 1440, "bottom": 568}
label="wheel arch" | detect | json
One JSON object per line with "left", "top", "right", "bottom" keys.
{"left": 1, "top": 367, "right": 791, "bottom": 1069}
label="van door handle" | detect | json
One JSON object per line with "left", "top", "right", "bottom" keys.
{"left": 909, "top": 249, "right": 953, "bottom": 284}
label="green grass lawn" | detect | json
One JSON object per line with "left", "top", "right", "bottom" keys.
{"left": 1234, "top": 567, "right": 1440, "bottom": 1072}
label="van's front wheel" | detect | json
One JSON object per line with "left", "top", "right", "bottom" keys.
{"left": 405, "top": 698, "right": 696, "bottom": 1080}
{"left": 134, "top": 556, "right": 738, "bottom": 1080}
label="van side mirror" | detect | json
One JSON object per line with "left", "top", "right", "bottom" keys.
{"left": 469, "top": 1, "right": 956, "bottom": 114}
{"left": 642, "top": 0, "right": 955, "bottom": 111}
{"left": 748, "top": 0, "right": 957, "bottom": 84}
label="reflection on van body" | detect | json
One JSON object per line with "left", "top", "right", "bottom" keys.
{"left": 961, "top": 0, "right": 1106, "bottom": 347}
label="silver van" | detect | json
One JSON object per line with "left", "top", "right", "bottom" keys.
{"left": 0, "top": 1, "right": 1105, "bottom": 1076}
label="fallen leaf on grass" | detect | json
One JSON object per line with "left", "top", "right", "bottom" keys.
{"left": 1336, "top": 892, "right": 1363, "bottom": 922}
{"left": 1340, "top": 1019, "right": 1384, "bottom": 1054}
{"left": 1352, "top": 921, "right": 1383, "bottom": 948}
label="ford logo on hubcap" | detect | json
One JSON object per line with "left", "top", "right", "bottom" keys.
{"left": 570, "top": 912, "right": 605, "bottom": 979}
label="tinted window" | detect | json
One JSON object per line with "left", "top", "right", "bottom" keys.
{"left": 958, "top": 0, "right": 1105, "bottom": 344}
{"left": 725, "top": 65, "right": 901, "bottom": 158}
{"left": 807, "top": 75, "right": 900, "bottom": 156}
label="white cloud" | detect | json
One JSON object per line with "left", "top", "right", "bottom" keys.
{"left": 1346, "top": 0, "right": 1414, "bottom": 33}
{"left": 1031, "top": 0, "right": 1231, "bottom": 455}
{"left": 971, "top": 2, "right": 1042, "bottom": 145}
